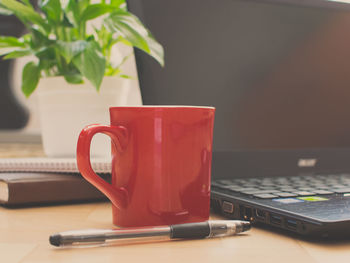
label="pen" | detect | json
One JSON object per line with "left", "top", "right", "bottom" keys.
{"left": 49, "top": 220, "right": 251, "bottom": 247}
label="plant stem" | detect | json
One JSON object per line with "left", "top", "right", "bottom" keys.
{"left": 61, "top": 26, "right": 67, "bottom": 41}
{"left": 54, "top": 50, "right": 63, "bottom": 73}
{"left": 79, "top": 20, "right": 86, "bottom": 40}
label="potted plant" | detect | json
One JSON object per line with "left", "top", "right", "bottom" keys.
{"left": 0, "top": 0, "right": 164, "bottom": 157}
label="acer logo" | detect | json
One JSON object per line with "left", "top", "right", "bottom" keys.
{"left": 298, "top": 159, "right": 317, "bottom": 167}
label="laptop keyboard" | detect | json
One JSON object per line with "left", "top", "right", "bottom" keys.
{"left": 212, "top": 174, "right": 350, "bottom": 199}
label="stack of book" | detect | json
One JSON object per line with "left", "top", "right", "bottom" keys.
{"left": 0, "top": 158, "right": 110, "bottom": 206}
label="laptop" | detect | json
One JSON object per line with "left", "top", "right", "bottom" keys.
{"left": 127, "top": 0, "right": 350, "bottom": 237}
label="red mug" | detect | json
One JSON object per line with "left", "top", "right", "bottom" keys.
{"left": 76, "top": 106, "right": 215, "bottom": 227}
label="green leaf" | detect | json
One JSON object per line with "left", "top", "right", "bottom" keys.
{"left": 0, "top": 0, "right": 50, "bottom": 33}
{"left": 143, "top": 34, "right": 164, "bottom": 67}
{"left": 20, "top": 33, "right": 32, "bottom": 44}
{"left": 86, "top": 35, "right": 94, "bottom": 41}
{"left": 30, "top": 28, "right": 51, "bottom": 48}
{"left": 64, "top": 0, "right": 80, "bottom": 27}
{"left": 3, "top": 49, "right": 31, "bottom": 59}
{"left": 110, "top": 0, "right": 124, "bottom": 8}
{"left": 105, "top": 10, "right": 164, "bottom": 66}
{"left": 80, "top": 4, "right": 116, "bottom": 21}
{"left": 62, "top": 13, "right": 74, "bottom": 27}
{"left": 56, "top": 40, "right": 88, "bottom": 63}
{"left": 78, "top": 0, "right": 90, "bottom": 11}
{"left": 94, "top": 25, "right": 117, "bottom": 57}
{"left": 22, "top": 62, "right": 41, "bottom": 97}
{"left": 0, "top": 36, "right": 26, "bottom": 48}
{"left": 72, "top": 40, "right": 106, "bottom": 90}
{"left": 38, "top": 56, "right": 56, "bottom": 72}
{"left": 64, "top": 0, "right": 89, "bottom": 26}
{"left": 64, "top": 74, "right": 83, "bottom": 84}
{"left": 34, "top": 46, "right": 56, "bottom": 60}
{"left": 105, "top": 10, "right": 149, "bottom": 52}
{"left": 0, "top": 4, "right": 12, "bottom": 15}
{"left": 39, "top": 0, "right": 62, "bottom": 24}
{"left": 105, "top": 66, "right": 121, "bottom": 76}
{"left": 119, "top": 74, "right": 133, "bottom": 79}
{"left": 0, "top": 47, "right": 21, "bottom": 56}
{"left": 20, "top": 0, "right": 31, "bottom": 6}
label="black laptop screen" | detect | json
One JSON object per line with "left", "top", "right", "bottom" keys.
{"left": 127, "top": 0, "right": 350, "bottom": 152}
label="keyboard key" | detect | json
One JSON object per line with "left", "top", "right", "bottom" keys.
{"left": 313, "top": 190, "right": 334, "bottom": 195}
{"left": 314, "top": 185, "right": 330, "bottom": 189}
{"left": 309, "top": 183, "right": 328, "bottom": 188}
{"left": 275, "top": 184, "right": 293, "bottom": 188}
{"left": 333, "top": 188, "right": 350, "bottom": 193}
{"left": 274, "top": 192, "right": 298, "bottom": 197}
{"left": 242, "top": 189, "right": 280, "bottom": 195}
{"left": 253, "top": 193, "right": 277, "bottom": 199}
{"left": 261, "top": 183, "right": 276, "bottom": 187}
{"left": 329, "top": 184, "right": 346, "bottom": 189}
{"left": 259, "top": 186, "right": 278, "bottom": 190}
{"left": 280, "top": 188, "right": 298, "bottom": 192}
{"left": 229, "top": 187, "right": 259, "bottom": 192}
{"left": 293, "top": 191, "right": 315, "bottom": 196}
{"left": 233, "top": 179, "right": 249, "bottom": 184}
{"left": 298, "top": 187, "right": 316, "bottom": 191}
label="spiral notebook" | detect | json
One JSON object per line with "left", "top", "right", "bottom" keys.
{"left": 0, "top": 157, "right": 111, "bottom": 173}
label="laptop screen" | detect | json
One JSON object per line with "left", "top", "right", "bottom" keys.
{"left": 127, "top": 0, "right": 350, "bottom": 175}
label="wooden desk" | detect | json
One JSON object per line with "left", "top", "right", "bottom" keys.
{"left": 1, "top": 143, "right": 350, "bottom": 263}
{"left": 1, "top": 202, "right": 350, "bottom": 263}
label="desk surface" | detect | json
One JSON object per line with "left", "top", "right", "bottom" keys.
{"left": 1, "top": 143, "right": 350, "bottom": 263}
{"left": 1, "top": 202, "right": 350, "bottom": 263}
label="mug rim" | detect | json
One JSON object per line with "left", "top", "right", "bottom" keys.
{"left": 109, "top": 105, "right": 215, "bottom": 109}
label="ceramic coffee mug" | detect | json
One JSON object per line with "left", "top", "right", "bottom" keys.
{"left": 76, "top": 106, "right": 215, "bottom": 227}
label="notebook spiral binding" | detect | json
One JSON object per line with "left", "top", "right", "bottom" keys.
{"left": 0, "top": 158, "right": 111, "bottom": 174}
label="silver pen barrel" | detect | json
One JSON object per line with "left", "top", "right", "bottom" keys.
{"left": 50, "top": 226, "right": 171, "bottom": 246}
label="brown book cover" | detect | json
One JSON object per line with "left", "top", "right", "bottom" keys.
{"left": 0, "top": 172, "right": 108, "bottom": 206}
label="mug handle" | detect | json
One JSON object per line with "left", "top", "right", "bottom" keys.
{"left": 76, "top": 124, "right": 129, "bottom": 208}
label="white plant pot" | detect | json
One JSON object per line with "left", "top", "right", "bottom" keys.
{"left": 37, "top": 76, "right": 142, "bottom": 158}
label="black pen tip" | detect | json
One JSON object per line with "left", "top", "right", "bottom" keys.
{"left": 242, "top": 222, "right": 251, "bottom": 232}
{"left": 49, "top": 234, "right": 61, "bottom": 247}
